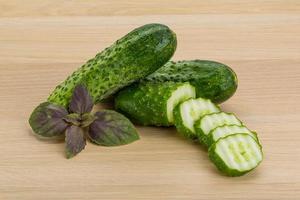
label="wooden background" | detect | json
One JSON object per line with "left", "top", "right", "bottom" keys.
{"left": 1, "top": 1, "right": 300, "bottom": 199}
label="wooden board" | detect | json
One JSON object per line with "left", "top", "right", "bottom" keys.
{"left": 0, "top": 1, "right": 300, "bottom": 199}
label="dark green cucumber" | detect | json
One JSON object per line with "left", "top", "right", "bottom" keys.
{"left": 173, "top": 98, "right": 220, "bottom": 140}
{"left": 47, "top": 23, "right": 177, "bottom": 107}
{"left": 207, "top": 125, "right": 259, "bottom": 147}
{"left": 144, "top": 60, "right": 238, "bottom": 103}
{"left": 194, "top": 112, "right": 242, "bottom": 146}
{"left": 208, "top": 133, "right": 263, "bottom": 176}
{"left": 115, "top": 82, "right": 196, "bottom": 126}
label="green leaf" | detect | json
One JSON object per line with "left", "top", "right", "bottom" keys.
{"left": 29, "top": 102, "right": 69, "bottom": 137}
{"left": 65, "top": 125, "right": 86, "bottom": 158}
{"left": 88, "top": 110, "right": 139, "bottom": 146}
{"left": 69, "top": 84, "right": 93, "bottom": 114}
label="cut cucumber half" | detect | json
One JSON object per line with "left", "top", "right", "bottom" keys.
{"left": 115, "top": 82, "right": 195, "bottom": 126}
{"left": 208, "top": 133, "right": 263, "bottom": 176}
{"left": 195, "top": 112, "right": 242, "bottom": 146}
{"left": 173, "top": 98, "right": 220, "bottom": 139}
{"left": 207, "top": 125, "right": 259, "bottom": 147}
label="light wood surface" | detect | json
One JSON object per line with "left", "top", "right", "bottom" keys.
{"left": 1, "top": 1, "right": 300, "bottom": 199}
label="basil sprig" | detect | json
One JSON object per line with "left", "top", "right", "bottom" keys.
{"left": 29, "top": 85, "right": 139, "bottom": 158}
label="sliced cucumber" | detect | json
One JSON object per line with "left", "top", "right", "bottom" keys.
{"left": 195, "top": 112, "right": 242, "bottom": 146}
{"left": 208, "top": 133, "right": 263, "bottom": 176}
{"left": 207, "top": 125, "right": 259, "bottom": 147}
{"left": 173, "top": 98, "right": 220, "bottom": 139}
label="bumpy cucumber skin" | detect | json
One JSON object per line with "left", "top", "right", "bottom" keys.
{"left": 145, "top": 60, "right": 238, "bottom": 104}
{"left": 47, "top": 23, "right": 177, "bottom": 107}
{"left": 208, "top": 133, "right": 263, "bottom": 177}
{"left": 194, "top": 123, "right": 209, "bottom": 147}
{"left": 173, "top": 104, "right": 198, "bottom": 140}
{"left": 115, "top": 82, "right": 191, "bottom": 126}
{"left": 194, "top": 112, "right": 243, "bottom": 147}
{"left": 206, "top": 125, "right": 259, "bottom": 147}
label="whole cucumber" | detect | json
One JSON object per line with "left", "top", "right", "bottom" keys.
{"left": 144, "top": 60, "right": 238, "bottom": 103}
{"left": 48, "top": 23, "right": 177, "bottom": 107}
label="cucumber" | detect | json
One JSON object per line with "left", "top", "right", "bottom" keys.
{"left": 208, "top": 133, "right": 263, "bottom": 176}
{"left": 115, "top": 82, "right": 195, "bottom": 126}
{"left": 47, "top": 23, "right": 177, "bottom": 107}
{"left": 173, "top": 98, "right": 220, "bottom": 139}
{"left": 207, "top": 125, "right": 259, "bottom": 147}
{"left": 144, "top": 60, "right": 238, "bottom": 103}
{"left": 195, "top": 112, "right": 242, "bottom": 146}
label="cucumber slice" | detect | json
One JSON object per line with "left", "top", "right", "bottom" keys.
{"left": 195, "top": 112, "right": 242, "bottom": 146}
{"left": 208, "top": 133, "right": 263, "bottom": 176}
{"left": 207, "top": 125, "right": 259, "bottom": 147}
{"left": 115, "top": 82, "right": 195, "bottom": 126}
{"left": 173, "top": 98, "right": 220, "bottom": 139}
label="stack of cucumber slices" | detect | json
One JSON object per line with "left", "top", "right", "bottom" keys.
{"left": 116, "top": 82, "right": 263, "bottom": 176}
{"left": 173, "top": 88, "right": 263, "bottom": 177}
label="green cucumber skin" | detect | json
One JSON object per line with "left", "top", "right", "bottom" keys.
{"left": 194, "top": 125, "right": 209, "bottom": 147}
{"left": 173, "top": 105, "right": 198, "bottom": 140}
{"left": 208, "top": 133, "right": 263, "bottom": 177}
{"left": 194, "top": 118, "right": 209, "bottom": 146}
{"left": 47, "top": 23, "right": 177, "bottom": 107}
{"left": 115, "top": 82, "right": 189, "bottom": 126}
{"left": 145, "top": 60, "right": 238, "bottom": 104}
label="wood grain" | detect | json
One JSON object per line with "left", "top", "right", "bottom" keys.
{"left": 1, "top": 0, "right": 300, "bottom": 17}
{"left": 0, "top": 1, "right": 300, "bottom": 199}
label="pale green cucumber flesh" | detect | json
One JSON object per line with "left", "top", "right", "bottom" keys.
{"left": 173, "top": 98, "right": 220, "bottom": 139}
{"left": 208, "top": 133, "right": 263, "bottom": 176}
{"left": 208, "top": 125, "right": 259, "bottom": 146}
{"left": 166, "top": 83, "right": 196, "bottom": 123}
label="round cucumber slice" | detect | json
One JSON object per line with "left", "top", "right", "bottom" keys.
{"left": 208, "top": 133, "right": 263, "bottom": 176}
{"left": 195, "top": 112, "right": 242, "bottom": 146}
{"left": 207, "top": 125, "right": 259, "bottom": 147}
{"left": 173, "top": 98, "right": 220, "bottom": 139}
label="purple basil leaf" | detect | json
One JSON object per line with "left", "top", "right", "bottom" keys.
{"left": 88, "top": 110, "right": 139, "bottom": 146}
{"left": 69, "top": 84, "right": 93, "bottom": 114}
{"left": 29, "top": 102, "right": 69, "bottom": 137}
{"left": 65, "top": 125, "right": 86, "bottom": 159}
